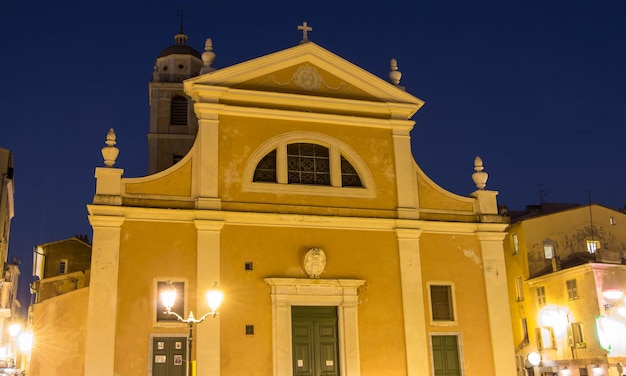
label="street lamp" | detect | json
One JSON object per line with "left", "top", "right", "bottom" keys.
{"left": 7, "top": 323, "right": 21, "bottom": 369}
{"left": 161, "top": 281, "right": 223, "bottom": 376}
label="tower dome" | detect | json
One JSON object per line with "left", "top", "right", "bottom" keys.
{"left": 157, "top": 29, "right": 202, "bottom": 59}
{"left": 152, "top": 27, "right": 203, "bottom": 83}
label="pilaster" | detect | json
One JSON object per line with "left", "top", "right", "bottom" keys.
{"left": 194, "top": 117, "right": 221, "bottom": 209}
{"left": 477, "top": 231, "right": 517, "bottom": 375}
{"left": 396, "top": 228, "right": 429, "bottom": 376}
{"left": 84, "top": 214, "right": 125, "bottom": 376}
{"left": 194, "top": 220, "right": 224, "bottom": 376}
{"left": 392, "top": 127, "right": 419, "bottom": 219}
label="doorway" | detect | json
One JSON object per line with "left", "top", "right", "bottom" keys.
{"left": 292, "top": 306, "right": 339, "bottom": 376}
{"left": 151, "top": 336, "right": 186, "bottom": 376}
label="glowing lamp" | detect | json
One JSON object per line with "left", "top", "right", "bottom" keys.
{"left": 207, "top": 288, "right": 223, "bottom": 313}
{"left": 18, "top": 332, "right": 33, "bottom": 353}
{"left": 602, "top": 289, "right": 624, "bottom": 301}
{"left": 8, "top": 324, "right": 21, "bottom": 337}
{"left": 527, "top": 351, "right": 541, "bottom": 366}
{"left": 161, "top": 285, "right": 177, "bottom": 311}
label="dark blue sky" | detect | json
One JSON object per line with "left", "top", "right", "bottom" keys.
{"left": 2, "top": 1, "right": 626, "bottom": 311}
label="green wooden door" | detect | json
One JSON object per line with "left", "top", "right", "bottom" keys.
{"left": 152, "top": 337, "right": 186, "bottom": 376}
{"left": 431, "top": 335, "right": 461, "bottom": 376}
{"left": 292, "top": 306, "right": 339, "bottom": 376}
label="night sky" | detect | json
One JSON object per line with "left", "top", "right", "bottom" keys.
{"left": 2, "top": 1, "right": 626, "bottom": 313}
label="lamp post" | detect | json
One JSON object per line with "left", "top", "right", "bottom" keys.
{"left": 161, "top": 282, "right": 223, "bottom": 376}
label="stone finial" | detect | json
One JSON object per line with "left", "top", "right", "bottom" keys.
{"left": 471, "top": 156, "right": 488, "bottom": 190}
{"left": 389, "top": 58, "right": 402, "bottom": 86}
{"left": 200, "top": 38, "right": 216, "bottom": 74}
{"left": 101, "top": 128, "right": 119, "bottom": 167}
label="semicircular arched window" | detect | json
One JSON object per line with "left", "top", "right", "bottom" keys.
{"left": 286, "top": 143, "right": 331, "bottom": 186}
{"left": 245, "top": 133, "right": 375, "bottom": 198}
{"left": 253, "top": 142, "right": 362, "bottom": 188}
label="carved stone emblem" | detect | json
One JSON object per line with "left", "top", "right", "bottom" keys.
{"left": 293, "top": 66, "right": 321, "bottom": 91}
{"left": 304, "top": 248, "right": 326, "bottom": 278}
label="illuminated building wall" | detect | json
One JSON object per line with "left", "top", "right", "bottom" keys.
{"left": 504, "top": 204, "right": 626, "bottom": 376}
{"left": 25, "top": 32, "right": 516, "bottom": 376}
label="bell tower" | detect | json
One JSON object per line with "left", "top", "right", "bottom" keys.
{"left": 147, "top": 25, "right": 203, "bottom": 174}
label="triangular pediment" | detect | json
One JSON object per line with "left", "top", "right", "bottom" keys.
{"left": 185, "top": 42, "right": 423, "bottom": 110}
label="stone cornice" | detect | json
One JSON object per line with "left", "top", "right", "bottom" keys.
{"left": 192, "top": 87, "right": 419, "bottom": 120}
{"left": 193, "top": 102, "right": 415, "bottom": 132}
{"left": 475, "top": 231, "right": 508, "bottom": 242}
{"left": 87, "top": 214, "right": 125, "bottom": 228}
{"left": 87, "top": 204, "right": 507, "bottom": 235}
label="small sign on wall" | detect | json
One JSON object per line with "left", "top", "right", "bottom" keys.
{"left": 174, "top": 355, "right": 183, "bottom": 365}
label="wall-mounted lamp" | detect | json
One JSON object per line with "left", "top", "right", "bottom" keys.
{"left": 527, "top": 352, "right": 541, "bottom": 367}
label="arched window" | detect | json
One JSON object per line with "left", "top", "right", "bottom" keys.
{"left": 246, "top": 132, "right": 374, "bottom": 198}
{"left": 253, "top": 149, "right": 277, "bottom": 183}
{"left": 286, "top": 143, "right": 330, "bottom": 185}
{"left": 170, "top": 96, "right": 188, "bottom": 126}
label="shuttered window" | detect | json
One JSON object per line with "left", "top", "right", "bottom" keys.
{"left": 170, "top": 96, "right": 188, "bottom": 126}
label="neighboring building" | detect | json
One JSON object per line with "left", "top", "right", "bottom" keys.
{"left": 504, "top": 203, "right": 626, "bottom": 376}
{"left": 0, "top": 148, "right": 21, "bottom": 370}
{"left": 79, "top": 26, "right": 516, "bottom": 376}
{"left": 31, "top": 235, "right": 91, "bottom": 303}
{"left": 0, "top": 148, "right": 14, "bottom": 280}
{"left": 27, "top": 236, "right": 91, "bottom": 375}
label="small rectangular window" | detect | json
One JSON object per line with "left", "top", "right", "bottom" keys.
{"left": 536, "top": 286, "right": 546, "bottom": 306}
{"left": 58, "top": 260, "right": 68, "bottom": 275}
{"left": 515, "top": 276, "right": 524, "bottom": 301}
{"left": 543, "top": 243, "right": 554, "bottom": 259}
{"left": 566, "top": 279, "right": 579, "bottom": 300}
{"left": 430, "top": 284, "right": 454, "bottom": 321}
{"left": 610, "top": 217, "right": 616, "bottom": 225}
{"left": 521, "top": 318, "right": 530, "bottom": 345}
{"left": 586, "top": 240, "right": 600, "bottom": 254}
{"left": 536, "top": 327, "right": 556, "bottom": 350}
{"left": 512, "top": 233, "right": 519, "bottom": 254}
{"left": 568, "top": 322, "right": 585, "bottom": 348}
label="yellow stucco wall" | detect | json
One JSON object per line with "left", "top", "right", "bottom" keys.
{"left": 29, "top": 288, "right": 89, "bottom": 376}
{"left": 218, "top": 115, "right": 398, "bottom": 213}
{"left": 420, "top": 233, "right": 496, "bottom": 376}
{"left": 416, "top": 172, "right": 474, "bottom": 212}
{"left": 114, "top": 221, "right": 197, "bottom": 375}
{"left": 219, "top": 225, "right": 406, "bottom": 375}
{"left": 125, "top": 159, "right": 192, "bottom": 196}
{"left": 111, "top": 220, "right": 410, "bottom": 375}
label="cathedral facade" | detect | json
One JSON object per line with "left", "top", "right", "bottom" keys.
{"left": 84, "top": 27, "right": 515, "bottom": 376}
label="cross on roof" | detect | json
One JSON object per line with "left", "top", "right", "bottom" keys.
{"left": 298, "top": 22, "right": 312, "bottom": 43}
